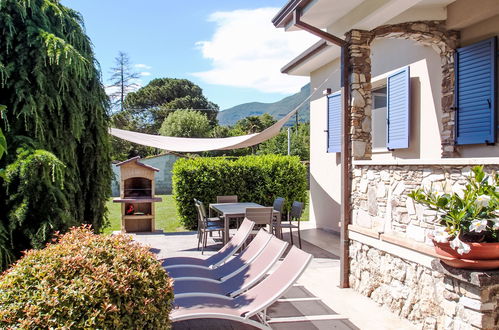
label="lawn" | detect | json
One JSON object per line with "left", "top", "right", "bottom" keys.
{"left": 104, "top": 194, "right": 310, "bottom": 234}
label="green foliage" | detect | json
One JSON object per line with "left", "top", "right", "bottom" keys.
{"left": 160, "top": 110, "right": 211, "bottom": 138}
{"left": 172, "top": 155, "right": 308, "bottom": 230}
{"left": 0, "top": 105, "right": 6, "bottom": 159}
{"left": 258, "top": 123, "right": 310, "bottom": 161}
{"left": 0, "top": 0, "right": 112, "bottom": 267}
{"left": 110, "top": 77, "right": 219, "bottom": 160}
{"left": 0, "top": 226, "right": 174, "bottom": 329}
{"left": 124, "top": 78, "right": 219, "bottom": 132}
{"left": 2, "top": 149, "right": 75, "bottom": 268}
{"left": 409, "top": 166, "right": 499, "bottom": 243}
{"left": 232, "top": 113, "right": 276, "bottom": 134}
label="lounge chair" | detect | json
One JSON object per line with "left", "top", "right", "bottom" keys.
{"left": 166, "top": 229, "right": 272, "bottom": 281}
{"left": 162, "top": 219, "right": 255, "bottom": 270}
{"left": 173, "top": 235, "right": 288, "bottom": 298}
{"left": 171, "top": 246, "right": 313, "bottom": 330}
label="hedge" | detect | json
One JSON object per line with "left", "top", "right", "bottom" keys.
{"left": 0, "top": 226, "right": 174, "bottom": 329}
{"left": 172, "top": 155, "right": 308, "bottom": 230}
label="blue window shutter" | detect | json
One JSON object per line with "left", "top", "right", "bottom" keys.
{"left": 455, "top": 37, "right": 497, "bottom": 145}
{"left": 327, "top": 92, "right": 341, "bottom": 153}
{"left": 387, "top": 67, "right": 410, "bottom": 149}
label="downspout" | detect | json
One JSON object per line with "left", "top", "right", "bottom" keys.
{"left": 292, "top": 10, "right": 351, "bottom": 288}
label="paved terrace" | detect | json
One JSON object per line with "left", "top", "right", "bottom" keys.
{"left": 130, "top": 225, "right": 416, "bottom": 330}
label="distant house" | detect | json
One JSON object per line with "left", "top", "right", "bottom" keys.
{"left": 274, "top": 0, "right": 498, "bottom": 328}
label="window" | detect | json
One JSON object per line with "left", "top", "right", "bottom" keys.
{"left": 455, "top": 37, "right": 497, "bottom": 145}
{"left": 372, "top": 87, "right": 387, "bottom": 150}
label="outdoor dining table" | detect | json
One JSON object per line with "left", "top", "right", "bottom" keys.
{"left": 209, "top": 202, "right": 281, "bottom": 244}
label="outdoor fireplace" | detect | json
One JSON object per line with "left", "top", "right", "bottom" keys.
{"left": 124, "top": 177, "right": 152, "bottom": 198}
{"left": 113, "top": 156, "right": 162, "bottom": 232}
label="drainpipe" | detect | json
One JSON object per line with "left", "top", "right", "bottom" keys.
{"left": 292, "top": 10, "right": 351, "bottom": 288}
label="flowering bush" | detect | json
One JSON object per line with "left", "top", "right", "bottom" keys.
{"left": 408, "top": 166, "right": 498, "bottom": 254}
{"left": 0, "top": 226, "right": 174, "bottom": 328}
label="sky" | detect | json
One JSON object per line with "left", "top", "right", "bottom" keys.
{"left": 61, "top": 0, "right": 319, "bottom": 110}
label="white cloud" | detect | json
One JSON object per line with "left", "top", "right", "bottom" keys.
{"left": 139, "top": 71, "right": 151, "bottom": 77}
{"left": 135, "top": 64, "right": 152, "bottom": 70}
{"left": 192, "top": 8, "right": 319, "bottom": 94}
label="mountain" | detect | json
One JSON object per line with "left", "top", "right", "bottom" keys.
{"left": 217, "top": 84, "right": 310, "bottom": 126}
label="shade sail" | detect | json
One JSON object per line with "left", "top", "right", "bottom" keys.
{"left": 109, "top": 108, "right": 297, "bottom": 152}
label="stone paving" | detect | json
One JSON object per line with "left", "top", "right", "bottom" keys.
{"left": 130, "top": 227, "right": 416, "bottom": 330}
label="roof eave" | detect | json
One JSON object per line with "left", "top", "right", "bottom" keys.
{"left": 272, "top": 0, "right": 314, "bottom": 28}
{"left": 281, "top": 40, "right": 329, "bottom": 74}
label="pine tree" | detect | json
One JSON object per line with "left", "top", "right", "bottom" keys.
{"left": 108, "top": 52, "right": 140, "bottom": 111}
{"left": 0, "top": 0, "right": 112, "bottom": 268}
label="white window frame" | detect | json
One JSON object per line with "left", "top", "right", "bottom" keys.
{"left": 371, "top": 79, "right": 390, "bottom": 154}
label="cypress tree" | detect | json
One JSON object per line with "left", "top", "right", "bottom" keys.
{"left": 0, "top": 0, "right": 112, "bottom": 267}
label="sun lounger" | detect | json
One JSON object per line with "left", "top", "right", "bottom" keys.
{"left": 173, "top": 235, "right": 288, "bottom": 298}
{"left": 162, "top": 219, "right": 255, "bottom": 270}
{"left": 171, "top": 246, "right": 313, "bottom": 329}
{"left": 166, "top": 229, "right": 272, "bottom": 281}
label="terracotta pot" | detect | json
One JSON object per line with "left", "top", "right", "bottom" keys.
{"left": 432, "top": 240, "right": 499, "bottom": 270}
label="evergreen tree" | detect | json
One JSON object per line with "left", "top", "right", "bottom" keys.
{"left": 108, "top": 52, "right": 140, "bottom": 111}
{"left": 0, "top": 0, "right": 112, "bottom": 268}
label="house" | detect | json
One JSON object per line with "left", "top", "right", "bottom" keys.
{"left": 273, "top": 0, "right": 499, "bottom": 328}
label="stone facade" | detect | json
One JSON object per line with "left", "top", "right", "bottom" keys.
{"left": 349, "top": 240, "right": 499, "bottom": 329}
{"left": 345, "top": 21, "right": 460, "bottom": 159}
{"left": 350, "top": 163, "right": 499, "bottom": 329}
{"left": 345, "top": 30, "right": 373, "bottom": 160}
{"left": 351, "top": 164, "right": 499, "bottom": 240}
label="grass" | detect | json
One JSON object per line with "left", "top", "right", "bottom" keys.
{"left": 103, "top": 193, "right": 310, "bottom": 234}
{"left": 103, "top": 195, "right": 185, "bottom": 234}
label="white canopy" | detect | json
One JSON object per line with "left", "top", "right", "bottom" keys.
{"left": 109, "top": 108, "right": 298, "bottom": 153}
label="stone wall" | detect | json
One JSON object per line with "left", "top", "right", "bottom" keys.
{"left": 351, "top": 164, "right": 499, "bottom": 241}
{"left": 349, "top": 240, "right": 499, "bottom": 329}
{"left": 349, "top": 163, "right": 499, "bottom": 329}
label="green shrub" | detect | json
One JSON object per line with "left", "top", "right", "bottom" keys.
{"left": 0, "top": 226, "right": 174, "bottom": 329}
{"left": 172, "top": 155, "right": 308, "bottom": 230}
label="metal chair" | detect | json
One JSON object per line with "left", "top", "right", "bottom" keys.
{"left": 216, "top": 195, "right": 238, "bottom": 203}
{"left": 194, "top": 199, "right": 224, "bottom": 254}
{"left": 272, "top": 197, "right": 286, "bottom": 237}
{"left": 280, "top": 201, "right": 304, "bottom": 248}
{"left": 216, "top": 195, "right": 240, "bottom": 228}
{"left": 245, "top": 207, "right": 274, "bottom": 235}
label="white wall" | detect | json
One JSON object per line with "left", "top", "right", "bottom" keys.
{"left": 309, "top": 60, "right": 342, "bottom": 232}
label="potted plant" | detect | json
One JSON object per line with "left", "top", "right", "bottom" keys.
{"left": 408, "top": 166, "right": 499, "bottom": 270}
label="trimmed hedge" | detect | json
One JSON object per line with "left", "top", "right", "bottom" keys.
{"left": 172, "top": 155, "right": 308, "bottom": 230}
{"left": 0, "top": 226, "right": 174, "bottom": 329}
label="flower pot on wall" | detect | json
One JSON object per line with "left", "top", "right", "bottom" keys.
{"left": 432, "top": 240, "right": 499, "bottom": 270}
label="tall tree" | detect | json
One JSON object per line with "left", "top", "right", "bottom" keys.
{"left": 108, "top": 52, "right": 140, "bottom": 111}
{"left": 109, "top": 78, "right": 219, "bottom": 160}
{"left": 124, "top": 78, "right": 219, "bottom": 132}
{"left": 0, "top": 0, "right": 112, "bottom": 268}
